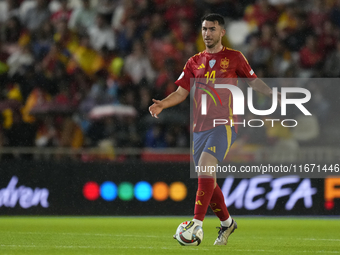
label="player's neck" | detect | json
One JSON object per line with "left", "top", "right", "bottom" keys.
{"left": 205, "top": 44, "right": 223, "bottom": 54}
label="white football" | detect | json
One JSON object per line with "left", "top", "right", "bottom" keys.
{"left": 174, "top": 221, "right": 204, "bottom": 246}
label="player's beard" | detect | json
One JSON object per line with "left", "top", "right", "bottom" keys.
{"left": 205, "top": 38, "right": 220, "bottom": 49}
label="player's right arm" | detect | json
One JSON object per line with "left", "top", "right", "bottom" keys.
{"left": 149, "top": 86, "right": 189, "bottom": 118}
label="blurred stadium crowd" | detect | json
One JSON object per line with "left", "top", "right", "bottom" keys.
{"left": 0, "top": 0, "right": 339, "bottom": 154}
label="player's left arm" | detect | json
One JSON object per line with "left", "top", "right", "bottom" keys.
{"left": 236, "top": 52, "right": 281, "bottom": 104}
{"left": 247, "top": 78, "right": 273, "bottom": 97}
{"left": 247, "top": 78, "right": 281, "bottom": 105}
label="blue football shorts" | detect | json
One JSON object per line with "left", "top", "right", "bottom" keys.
{"left": 193, "top": 125, "right": 237, "bottom": 166}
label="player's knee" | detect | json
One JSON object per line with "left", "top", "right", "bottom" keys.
{"left": 198, "top": 152, "right": 218, "bottom": 166}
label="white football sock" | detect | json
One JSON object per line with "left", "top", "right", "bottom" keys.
{"left": 221, "top": 216, "right": 232, "bottom": 227}
{"left": 192, "top": 219, "right": 203, "bottom": 227}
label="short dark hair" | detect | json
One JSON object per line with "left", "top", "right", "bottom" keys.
{"left": 201, "top": 13, "right": 225, "bottom": 28}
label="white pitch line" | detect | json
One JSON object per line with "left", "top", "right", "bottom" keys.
{"left": 2, "top": 231, "right": 340, "bottom": 242}
{"left": 232, "top": 236, "right": 340, "bottom": 242}
{"left": 0, "top": 245, "right": 281, "bottom": 252}
{"left": 0, "top": 245, "right": 208, "bottom": 250}
{"left": 0, "top": 231, "right": 161, "bottom": 238}
{"left": 0, "top": 244, "right": 339, "bottom": 253}
{"left": 300, "top": 238, "right": 340, "bottom": 242}
{"left": 315, "top": 252, "right": 340, "bottom": 254}
{"left": 231, "top": 249, "right": 277, "bottom": 253}
{"left": 299, "top": 251, "right": 340, "bottom": 254}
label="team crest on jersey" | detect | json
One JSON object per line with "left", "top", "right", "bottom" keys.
{"left": 209, "top": 59, "right": 216, "bottom": 68}
{"left": 220, "top": 58, "right": 229, "bottom": 69}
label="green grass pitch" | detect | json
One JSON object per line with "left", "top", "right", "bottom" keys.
{"left": 0, "top": 217, "right": 339, "bottom": 255}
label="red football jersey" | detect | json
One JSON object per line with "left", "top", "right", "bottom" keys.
{"left": 175, "top": 47, "right": 257, "bottom": 133}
